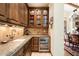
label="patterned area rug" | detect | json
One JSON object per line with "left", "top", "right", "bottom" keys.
{"left": 64, "top": 43, "right": 79, "bottom": 56}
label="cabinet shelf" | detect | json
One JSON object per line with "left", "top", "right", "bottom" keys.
{"left": 28, "top": 8, "right": 49, "bottom": 35}
{"left": 29, "top": 8, "right": 48, "bottom": 28}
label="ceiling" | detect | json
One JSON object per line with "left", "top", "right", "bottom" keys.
{"left": 27, "top": 3, "right": 49, "bottom": 7}
{"left": 67, "top": 3, "right": 79, "bottom": 8}
{"left": 64, "top": 4, "right": 76, "bottom": 13}
{"left": 64, "top": 3, "right": 79, "bottom": 13}
{"left": 64, "top": 3, "right": 79, "bottom": 18}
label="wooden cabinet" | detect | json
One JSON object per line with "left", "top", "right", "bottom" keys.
{"left": 18, "top": 3, "right": 28, "bottom": 26}
{"left": 18, "top": 4, "right": 24, "bottom": 24}
{"left": 29, "top": 15, "right": 34, "bottom": 27}
{"left": 32, "top": 37, "right": 39, "bottom": 52}
{"left": 28, "top": 8, "right": 49, "bottom": 28}
{"left": 13, "top": 39, "right": 32, "bottom": 56}
{"left": 25, "top": 44, "right": 31, "bottom": 56}
{"left": 28, "top": 7, "right": 49, "bottom": 35}
{"left": 31, "top": 36, "right": 50, "bottom": 52}
{"left": 12, "top": 36, "right": 50, "bottom": 56}
{"left": 22, "top": 4, "right": 28, "bottom": 26}
{"left": 0, "top": 3, "right": 9, "bottom": 21}
{"left": 0, "top": 4, "right": 6, "bottom": 16}
{"left": 0, "top": 3, "right": 28, "bottom": 26}
{"left": 9, "top": 3, "right": 28, "bottom": 26}
{"left": 14, "top": 47, "right": 24, "bottom": 56}
{"left": 9, "top": 3, "right": 19, "bottom": 24}
{"left": 24, "top": 39, "right": 32, "bottom": 56}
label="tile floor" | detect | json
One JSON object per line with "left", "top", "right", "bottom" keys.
{"left": 31, "top": 52, "right": 51, "bottom": 56}
{"left": 31, "top": 50, "right": 72, "bottom": 56}
{"left": 64, "top": 50, "right": 72, "bottom": 56}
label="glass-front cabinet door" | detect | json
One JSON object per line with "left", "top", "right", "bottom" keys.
{"left": 43, "top": 15, "right": 47, "bottom": 27}
{"left": 36, "top": 15, "right": 41, "bottom": 27}
{"left": 35, "top": 9, "right": 42, "bottom": 27}
{"left": 28, "top": 8, "right": 48, "bottom": 35}
{"left": 29, "top": 10, "right": 34, "bottom": 27}
{"left": 42, "top": 10, "right": 48, "bottom": 27}
{"left": 29, "top": 9, "right": 48, "bottom": 29}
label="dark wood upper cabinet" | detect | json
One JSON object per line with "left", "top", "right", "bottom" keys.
{"left": 0, "top": 4, "right": 6, "bottom": 16}
{"left": 9, "top": 3, "right": 20, "bottom": 24}
{"left": 28, "top": 7, "right": 49, "bottom": 28}
{"left": 18, "top": 4, "right": 28, "bottom": 25}
{"left": 6, "top": 4, "right": 10, "bottom": 18}
{"left": 0, "top": 3, "right": 9, "bottom": 21}
{"left": 28, "top": 7, "right": 49, "bottom": 35}
{"left": 18, "top": 4, "right": 24, "bottom": 24}
{"left": 24, "top": 4, "right": 28, "bottom": 26}
{"left": 9, "top": 3, "right": 28, "bottom": 26}
{"left": 0, "top": 3, "right": 28, "bottom": 26}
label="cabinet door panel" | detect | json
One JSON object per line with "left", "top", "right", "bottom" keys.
{"left": 24, "top": 4, "right": 28, "bottom": 25}
{"left": 13, "top": 48, "right": 24, "bottom": 56}
{"left": 9, "top": 3, "right": 20, "bottom": 24}
{"left": 32, "top": 45, "right": 39, "bottom": 51}
{"left": 24, "top": 39, "right": 32, "bottom": 56}
{"left": 32, "top": 37, "right": 39, "bottom": 52}
{"left": 18, "top": 4, "right": 25, "bottom": 24}
{"left": 0, "top": 3, "right": 9, "bottom": 21}
{"left": 0, "top": 4, "right": 6, "bottom": 16}
{"left": 36, "top": 15, "right": 42, "bottom": 27}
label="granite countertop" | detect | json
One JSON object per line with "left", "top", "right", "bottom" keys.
{"left": 0, "top": 34, "right": 49, "bottom": 56}
{"left": 0, "top": 35, "right": 32, "bottom": 56}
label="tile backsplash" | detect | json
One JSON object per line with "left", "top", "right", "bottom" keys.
{"left": 27, "top": 28, "right": 47, "bottom": 35}
{"left": 0, "top": 25, "right": 24, "bottom": 42}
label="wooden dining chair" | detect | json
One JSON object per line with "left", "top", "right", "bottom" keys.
{"left": 64, "top": 33, "right": 73, "bottom": 47}
{"left": 71, "top": 35, "right": 79, "bottom": 48}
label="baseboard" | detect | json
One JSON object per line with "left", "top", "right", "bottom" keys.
{"left": 50, "top": 51, "right": 53, "bottom": 56}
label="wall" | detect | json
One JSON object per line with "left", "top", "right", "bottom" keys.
{"left": 49, "top": 3, "right": 64, "bottom": 55}
{"left": 64, "top": 11, "right": 72, "bottom": 33}
{"left": 53, "top": 3, "right": 64, "bottom": 56}
{"left": 48, "top": 3, "right": 54, "bottom": 55}
{"left": 64, "top": 4, "right": 77, "bottom": 33}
